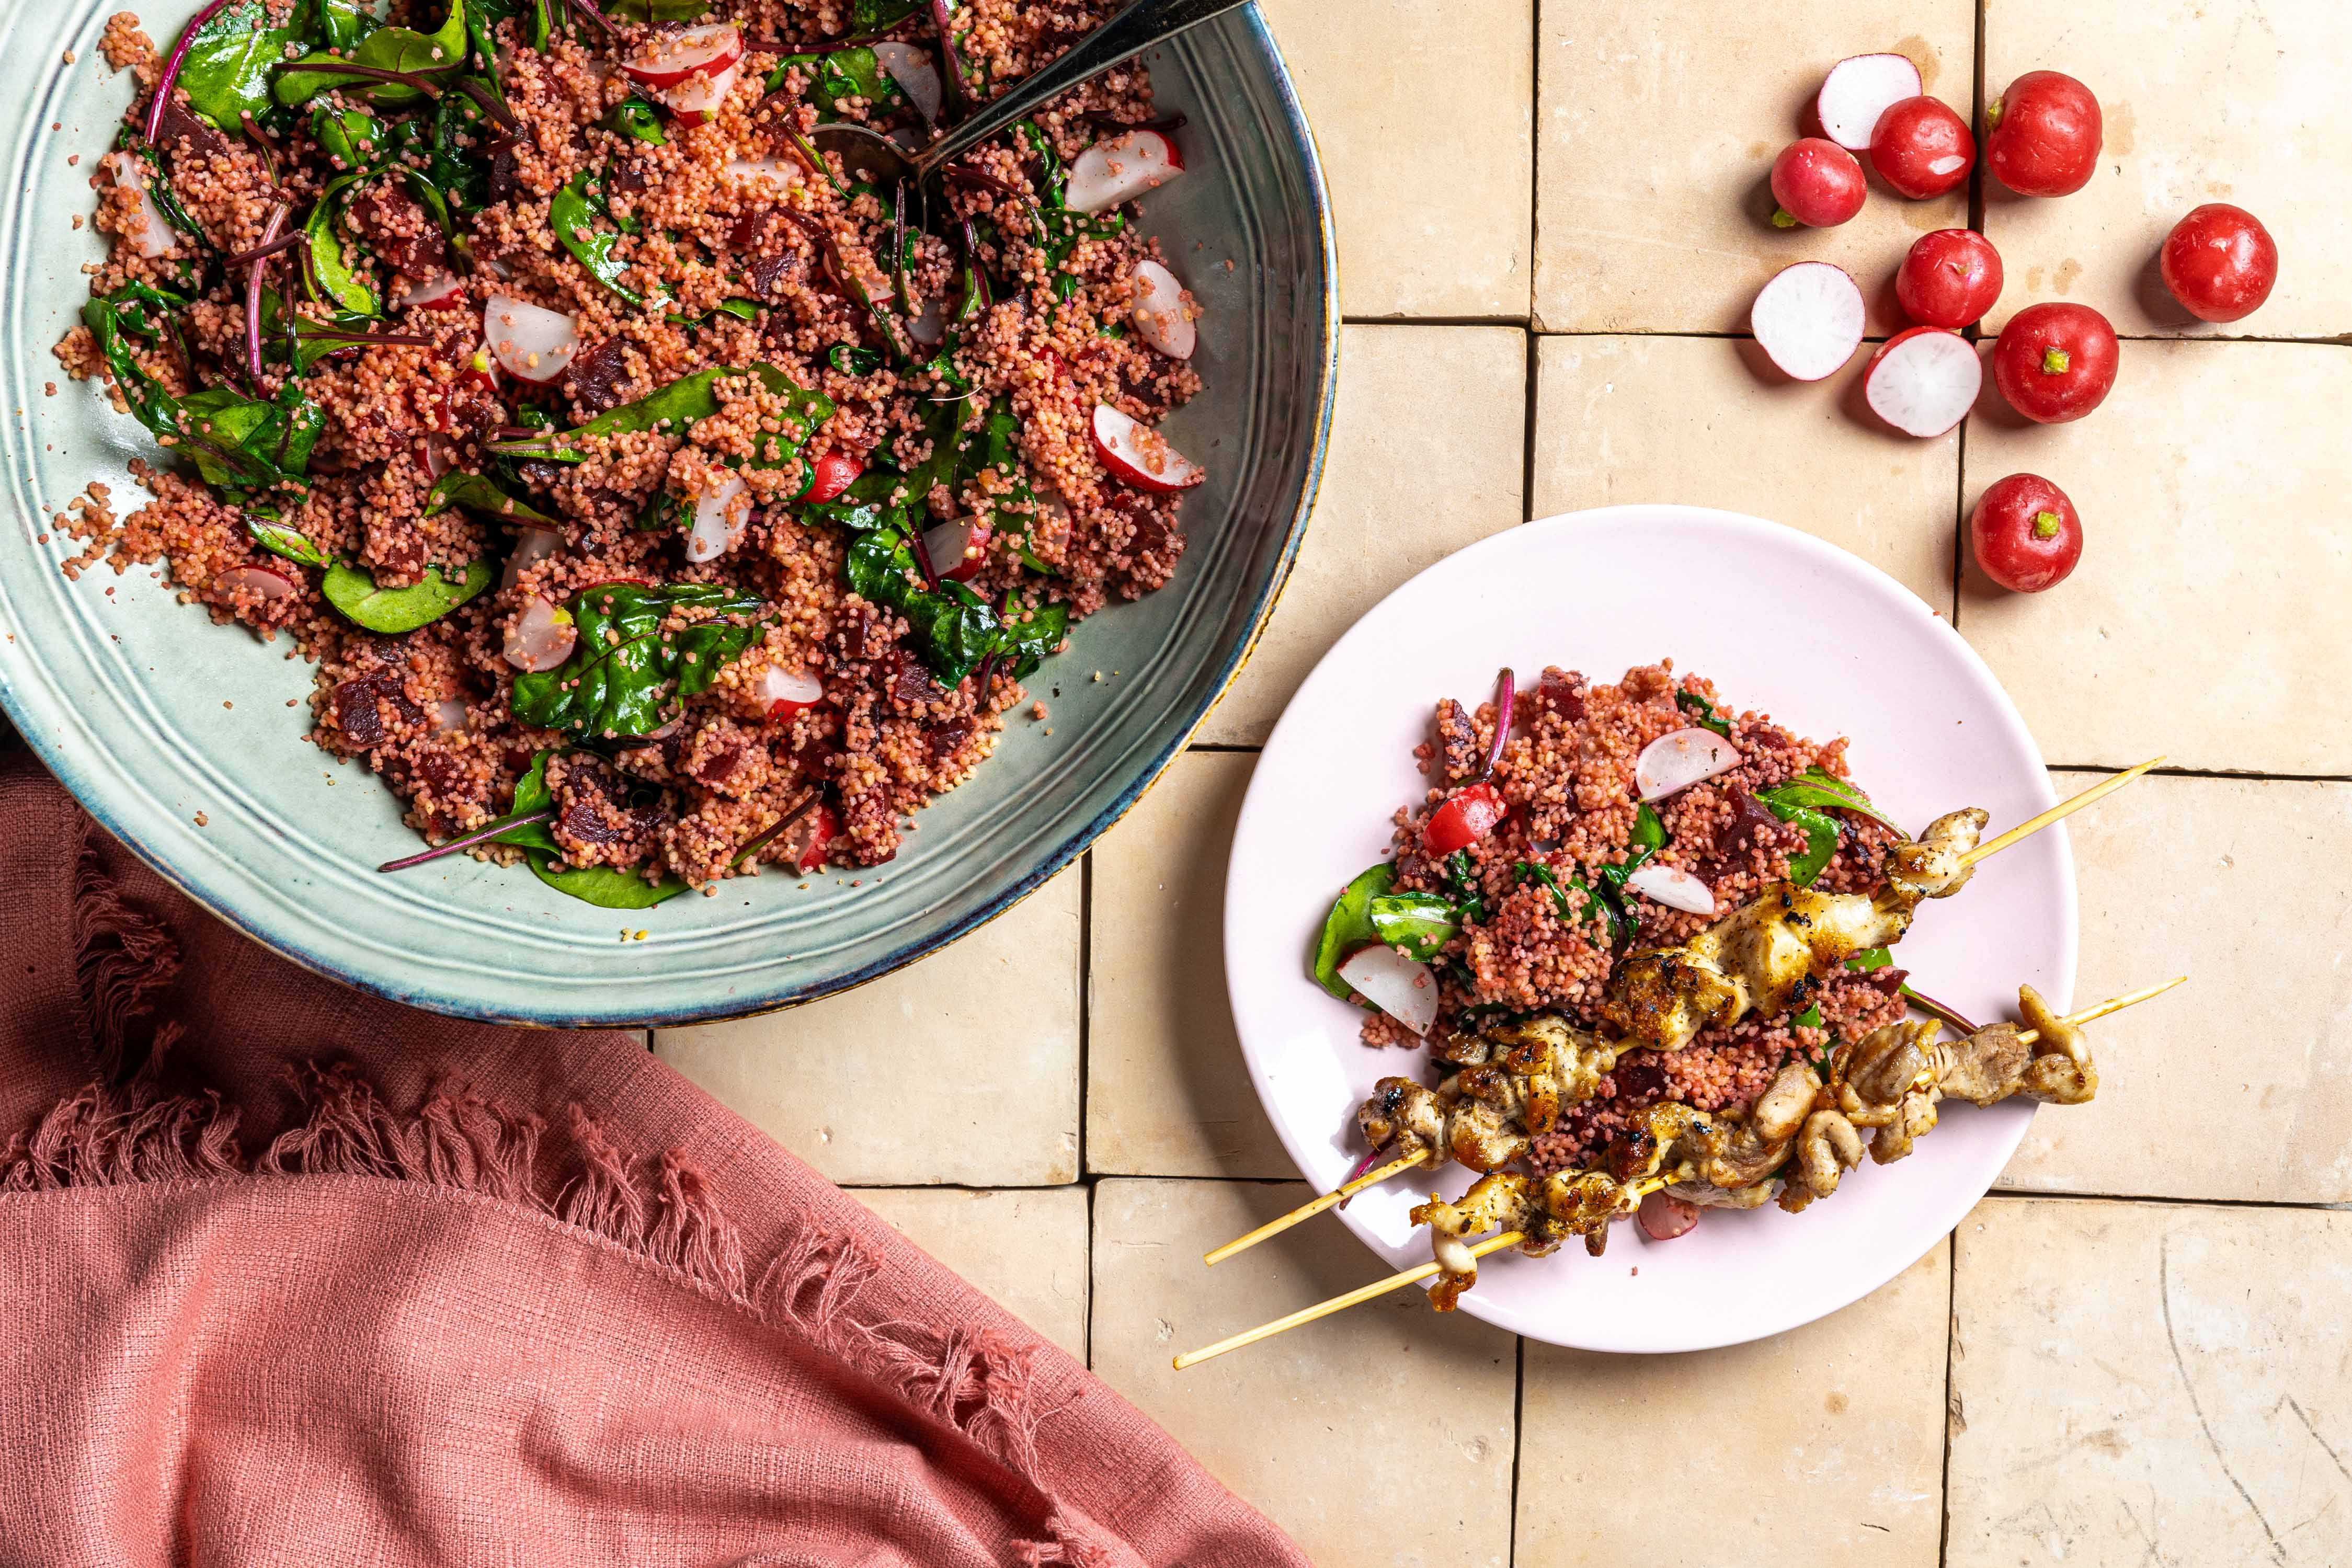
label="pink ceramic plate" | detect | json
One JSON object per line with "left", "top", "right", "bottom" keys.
{"left": 1223, "top": 506, "right": 2073, "bottom": 1353}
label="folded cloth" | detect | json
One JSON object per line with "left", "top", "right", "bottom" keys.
{"left": 0, "top": 753, "right": 1304, "bottom": 1567}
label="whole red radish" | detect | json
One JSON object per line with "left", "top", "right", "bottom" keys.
{"left": 1897, "top": 229, "right": 2003, "bottom": 328}
{"left": 1870, "top": 97, "right": 1974, "bottom": 199}
{"left": 1769, "top": 138, "right": 1867, "bottom": 228}
{"left": 2160, "top": 203, "right": 2278, "bottom": 323}
{"left": 1970, "top": 474, "right": 2082, "bottom": 592}
{"left": 1992, "top": 302, "right": 2118, "bottom": 423}
{"left": 1985, "top": 71, "right": 2102, "bottom": 197}
{"left": 1423, "top": 782, "right": 1505, "bottom": 856}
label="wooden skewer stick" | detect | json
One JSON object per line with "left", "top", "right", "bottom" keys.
{"left": 1174, "top": 1230, "right": 1526, "bottom": 1371}
{"left": 1957, "top": 757, "right": 2165, "bottom": 870}
{"left": 1203, "top": 1151, "right": 1424, "bottom": 1266}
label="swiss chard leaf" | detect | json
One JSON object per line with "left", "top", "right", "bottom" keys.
{"left": 827, "top": 344, "right": 882, "bottom": 377}
{"left": 86, "top": 292, "right": 324, "bottom": 500}
{"left": 1311, "top": 862, "right": 1393, "bottom": 1004}
{"left": 606, "top": 97, "right": 667, "bottom": 144}
{"left": 843, "top": 529, "right": 1026, "bottom": 686}
{"left": 1758, "top": 766, "right": 1904, "bottom": 834}
{"left": 1601, "top": 802, "right": 1668, "bottom": 894}
{"left": 489, "top": 365, "right": 834, "bottom": 466}
{"left": 768, "top": 47, "right": 904, "bottom": 118}
{"left": 549, "top": 170, "right": 642, "bottom": 304}
{"left": 310, "top": 105, "right": 384, "bottom": 169}
{"left": 1516, "top": 860, "right": 1625, "bottom": 944}
{"left": 426, "top": 470, "right": 560, "bottom": 527}
{"left": 529, "top": 855, "right": 692, "bottom": 907}
{"left": 1443, "top": 848, "right": 1488, "bottom": 924}
{"left": 248, "top": 513, "right": 330, "bottom": 568}
{"left": 307, "top": 0, "right": 379, "bottom": 50}
{"left": 303, "top": 182, "right": 380, "bottom": 317}
{"left": 610, "top": 0, "right": 715, "bottom": 18}
{"left": 1367, "top": 890, "right": 1459, "bottom": 962}
{"left": 492, "top": 750, "right": 565, "bottom": 853}
{"left": 1674, "top": 689, "right": 1733, "bottom": 738}
{"left": 1759, "top": 795, "right": 1841, "bottom": 886}
{"left": 322, "top": 558, "right": 493, "bottom": 633}
{"left": 509, "top": 582, "right": 768, "bottom": 739}
{"left": 177, "top": 0, "right": 301, "bottom": 131}
{"left": 275, "top": 1, "right": 470, "bottom": 108}
{"left": 1845, "top": 946, "right": 1893, "bottom": 972}
{"left": 852, "top": 0, "right": 923, "bottom": 29}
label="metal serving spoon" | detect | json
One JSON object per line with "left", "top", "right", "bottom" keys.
{"left": 806, "top": 0, "right": 1249, "bottom": 189}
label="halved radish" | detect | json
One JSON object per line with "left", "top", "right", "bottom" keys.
{"left": 1865, "top": 326, "right": 1981, "bottom": 439}
{"left": 415, "top": 433, "right": 457, "bottom": 480}
{"left": 1129, "top": 258, "right": 1195, "bottom": 359}
{"left": 723, "top": 155, "right": 801, "bottom": 191}
{"left": 684, "top": 473, "right": 752, "bottom": 563}
{"left": 758, "top": 663, "right": 824, "bottom": 720}
{"left": 1337, "top": 944, "right": 1438, "bottom": 1036}
{"left": 208, "top": 564, "right": 299, "bottom": 604}
{"left": 483, "top": 294, "right": 580, "bottom": 384}
{"left": 1750, "top": 261, "right": 1864, "bottom": 382}
{"left": 923, "top": 518, "right": 991, "bottom": 582}
{"left": 906, "top": 294, "right": 949, "bottom": 347}
{"left": 800, "top": 450, "right": 863, "bottom": 504}
{"left": 98, "top": 151, "right": 179, "bottom": 259}
{"left": 1065, "top": 129, "right": 1183, "bottom": 215}
{"left": 1635, "top": 727, "right": 1742, "bottom": 802}
{"left": 500, "top": 524, "right": 562, "bottom": 593}
{"left": 1637, "top": 1191, "right": 1701, "bottom": 1241}
{"left": 393, "top": 270, "right": 466, "bottom": 311}
{"left": 1816, "top": 52, "right": 1922, "bottom": 151}
{"left": 1091, "top": 404, "right": 1203, "bottom": 493}
{"left": 503, "top": 594, "right": 576, "bottom": 672}
{"left": 1624, "top": 863, "right": 1718, "bottom": 916}
{"left": 655, "top": 63, "right": 738, "bottom": 126}
{"left": 433, "top": 696, "right": 471, "bottom": 733}
{"left": 779, "top": 799, "right": 840, "bottom": 873}
{"left": 872, "top": 42, "right": 943, "bottom": 124}
{"left": 621, "top": 21, "right": 741, "bottom": 90}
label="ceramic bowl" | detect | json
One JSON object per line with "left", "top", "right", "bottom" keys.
{"left": 0, "top": 3, "right": 1336, "bottom": 1025}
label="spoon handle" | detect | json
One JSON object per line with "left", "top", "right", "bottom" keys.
{"left": 916, "top": 0, "right": 1252, "bottom": 176}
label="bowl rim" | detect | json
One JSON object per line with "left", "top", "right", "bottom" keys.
{"left": 0, "top": 3, "right": 1340, "bottom": 1028}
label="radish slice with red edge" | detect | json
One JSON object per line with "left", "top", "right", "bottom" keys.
{"left": 483, "top": 294, "right": 579, "bottom": 384}
{"left": 723, "top": 155, "right": 801, "bottom": 191}
{"left": 1816, "top": 53, "right": 1923, "bottom": 151}
{"left": 800, "top": 451, "right": 863, "bottom": 504}
{"left": 1128, "top": 259, "right": 1195, "bottom": 359}
{"left": 872, "top": 42, "right": 943, "bottom": 124}
{"left": 208, "top": 564, "right": 299, "bottom": 604}
{"left": 1635, "top": 727, "right": 1742, "bottom": 802}
{"left": 1091, "top": 404, "right": 1203, "bottom": 493}
{"left": 1483, "top": 667, "right": 1515, "bottom": 776}
{"left": 99, "top": 152, "right": 179, "bottom": 259}
{"left": 393, "top": 270, "right": 466, "bottom": 310}
{"left": 1750, "top": 261, "right": 1864, "bottom": 382}
{"left": 1065, "top": 129, "right": 1183, "bottom": 215}
{"left": 684, "top": 474, "right": 752, "bottom": 563}
{"left": 1637, "top": 1191, "right": 1701, "bottom": 1241}
{"left": 1865, "top": 326, "right": 1982, "bottom": 439}
{"left": 620, "top": 21, "right": 741, "bottom": 89}
{"left": 433, "top": 697, "right": 470, "bottom": 733}
{"left": 503, "top": 594, "right": 576, "bottom": 672}
{"left": 1337, "top": 944, "right": 1439, "bottom": 1036}
{"left": 906, "top": 294, "right": 949, "bottom": 347}
{"left": 1624, "top": 863, "right": 1718, "bottom": 916}
{"left": 500, "top": 524, "right": 561, "bottom": 592}
{"left": 757, "top": 664, "right": 824, "bottom": 719}
{"left": 923, "top": 518, "right": 991, "bottom": 582}
{"left": 780, "top": 800, "right": 840, "bottom": 872}
{"left": 657, "top": 62, "right": 738, "bottom": 125}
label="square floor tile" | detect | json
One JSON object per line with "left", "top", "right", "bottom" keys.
{"left": 1999, "top": 772, "right": 2352, "bottom": 1204}
{"left": 1948, "top": 1197, "right": 2352, "bottom": 1567}
{"left": 654, "top": 867, "right": 1081, "bottom": 1186}
{"left": 1258, "top": 0, "right": 1532, "bottom": 319}
{"left": 1086, "top": 752, "right": 1289, "bottom": 1178}
{"left": 1960, "top": 339, "right": 2352, "bottom": 774}
{"left": 1982, "top": 0, "right": 2352, "bottom": 338}
{"left": 1090, "top": 1178, "right": 1517, "bottom": 1568}
{"left": 1535, "top": 3, "right": 1973, "bottom": 334}
{"left": 1201, "top": 324, "right": 1527, "bottom": 745}
{"left": 854, "top": 1186, "right": 1090, "bottom": 1360}
{"left": 1531, "top": 334, "right": 1958, "bottom": 606}
{"left": 1517, "top": 1241, "right": 1949, "bottom": 1566}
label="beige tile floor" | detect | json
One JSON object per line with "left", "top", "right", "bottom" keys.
{"left": 660, "top": 4, "right": 2352, "bottom": 1561}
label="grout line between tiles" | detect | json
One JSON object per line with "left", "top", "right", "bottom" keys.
{"left": 1506, "top": 1334, "right": 1527, "bottom": 1567}
{"left": 1342, "top": 314, "right": 1533, "bottom": 328}
{"left": 1077, "top": 850, "right": 1094, "bottom": 1178}
{"left": 1984, "top": 1187, "right": 2352, "bottom": 1215}
{"left": 1082, "top": 1177, "right": 1096, "bottom": 1368}
{"left": 1519, "top": 324, "right": 1539, "bottom": 523}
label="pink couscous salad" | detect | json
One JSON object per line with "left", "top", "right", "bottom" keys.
{"left": 1313, "top": 662, "right": 1924, "bottom": 1177}
{"left": 58, "top": 0, "right": 1206, "bottom": 910}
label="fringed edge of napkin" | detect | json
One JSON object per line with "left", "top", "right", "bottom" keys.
{"left": 0, "top": 825, "right": 1112, "bottom": 1568}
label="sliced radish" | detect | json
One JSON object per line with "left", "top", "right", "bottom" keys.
{"left": 1065, "top": 129, "right": 1183, "bottom": 215}
{"left": 1624, "top": 863, "right": 1718, "bottom": 916}
{"left": 801, "top": 450, "right": 863, "bottom": 504}
{"left": 433, "top": 697, "right": 471, "bottom": 733}
{"left": 503, "top": 594, "right": 576, "bottom": 672}
{"left": 1816, "top": 53, "right": 1923, "bottom": 151}
{"left": 779, "top": 800, "right": 840, "bottom": 872}
{"left": 1129, "top": 258, "right": 1195, "bottom": 359}
{"left": 655, "top": 63, "right": 738, "bottom": 126}
{"left": 722, "top": 155, "right": 801, "bottom": 192}
{"left": 872, "top": 42, "right": 943, "bottom": 124}
{"left": 499, "top": 524, "right": 562, "bottom": 593}
{"left": 757, "top": 663, "right": 824, "bottom": 720}
{"left": 1637, "top": 1190, "right": 1701, "bottom": 1241}
{"left": 621, "top": 21, "right": 741, "bottom": 89}
{"left": 98, "top": 151, "right": 180, "bottom": 259}
{"left": 1337, "top": 944, "right": 1438, "bottom": 1036}
{"left": 684, "top": 473, "right": 752, "bottom": 563}
{"left": 208, "top": 564, "right": 299, "bottom": 603}
{"left": 1864, "top": 326, "right": 1982, "bottom": 439}
{"left": 922, "top": 518, "right": 991, "bottom": 582}
{"left": 1635, "top": 727, "right": 1743, "bottom": 802}
{"left": 1750, "top": 261, "right": 1864, "bottom": 382}
{"left": 393, "top": 270, "right": 466, "bottom": 311}
{"left": 1091, "top": 404, "right": 1203, "bottom": 493}
{"left": 906, "top": 293, "right": 949, "bottom": 347}
{"left": 482, "top": 294, "right": 580, "bottom": 384}
{"left": 416, "top": 433, "right": 457, "bottom": 480}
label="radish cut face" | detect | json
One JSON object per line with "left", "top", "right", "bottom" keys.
{"left": 1750, "top": 261, "right": 1864, "bottom": 382}
{"left": 656, "top": 63, "right": 738, "bottom": 124}
{"left": 872, "top": 42, "right": 943, "bottom": 124}
{"left": 1637, "top": 1191, "right": 1701, "bottom": 1241}
{"left": 1065, "top": 130, "right": 1183, "bottom": 214}
{"left": 1336, "top": 944, "right": 1439, "bottom": 1036}
{"left": 433, "top": 697, "right": 471, "bottom": 734}
{"left": 723, "top": 155, "right": 801, "bottom": 192}
{"left": 500, "top": 524, "right": 562, "bottom": 592}
{"left": 483, "top": 295, "right": 580, "bottom": 383}
{"left": 1128, "top": 259, "right": 1195, "bottom": 359}
{"left": 1635, "top": 726, "right": 1743, "bottom": 802}
{"left": 393, "top": 270, "right": 466, "bottom": 310}
{"left": 1091, "top": 404, "right": 1204, "bottom": 493}
{"left": 99, "top": 152, "right": 179, "bottom": 259}
{"left": 1816, "top": 53, "right": 1923, "bottom": 150}
{"left": 1625, "top": 863, "right": 1718, "bottom": 916}
{"left": 208, "top": 564, "right": 299, "bottom": 604}
{"left": 504, "top": 594, "right": 576, "bottom": 672}
{"left": 922, "top": 518, "right": 990, "bottom": 582}
{"left": 684, "top": 474, "right": 752, "bottom": 563}
{"left": 621, "top": 21, "right": 742, "bottom": 89}
{"left": 1865, "top": 327, "right": 1982, "bottom": 438}
{"left": 757, "top": 663, "right": 824, "bottom": 718}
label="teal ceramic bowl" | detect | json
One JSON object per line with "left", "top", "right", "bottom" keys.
{"left": 0, "top": 3, "right": 1335, "bottom": 1025}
